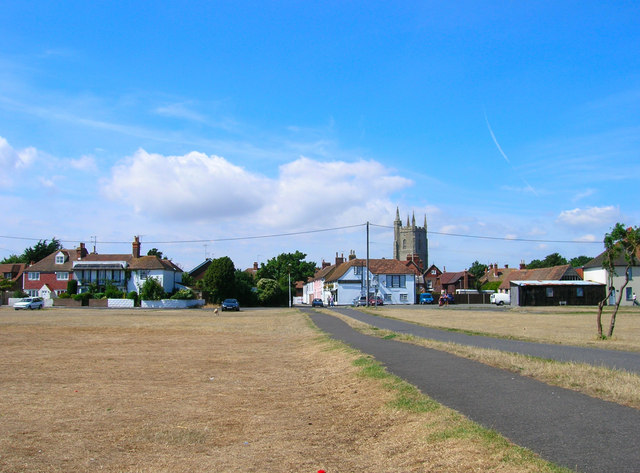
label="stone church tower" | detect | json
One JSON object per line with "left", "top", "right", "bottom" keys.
{"left": 393, "top": 208, "right": 428, "bottom": 270}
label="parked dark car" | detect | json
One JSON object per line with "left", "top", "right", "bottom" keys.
{"left": 368, "top": 296, "right": 384, "bottom": 306}
{"left": 311, "top": 298, "right": 324, "bottom": 307}
{"left": 221, "top": 298, "right": 240, "bottom": 311}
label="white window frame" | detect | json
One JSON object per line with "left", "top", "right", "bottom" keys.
{"left": 139, "top": 270, "right": 149, "bottom": 280}
{"left": 56, "top": 272, "right": 69, "bottom": 281}
{"left": 55, "top": 255, "right": 65, "bottom": 264}
{"left": 400, "top": 293, "right": 408, "bottom": 302}
{"left": 28, "top": 272, "right": 40, "bottom": 281}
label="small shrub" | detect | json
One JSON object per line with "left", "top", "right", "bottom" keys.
{"left": 58, "top": 292, "right": 71, "bottom": 299}
{"left": 72, "top": 293, "right": 93, "bottom": 305}
{"left": 94, "top": 292, "right": 106, "bottom": 299}
{"left": 14, "top": 290, "right": 27, "bottom": 298}
{"left": 66, "top": 279, "right": 78, "bottom": 295}
{"left": 170, "top": 288, "right": 196, "bottom": 300}
{"left": 127, "top": 291, "right": 139, "bottom": 306}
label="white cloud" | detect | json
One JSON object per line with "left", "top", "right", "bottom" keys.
{"left": 69, "top": 155, "right": 97, "bottom": 172}
{"left": 575, "top": 234, "right": 597, "bottom": 242}
{"left": 556, "top": 206, "right": 620, "bottom": 227}
{"left": 104, "top": 150, "right": 413, "bottom": 227}
{"left": 0, "top": 136, "right": 37, "bottom": 185}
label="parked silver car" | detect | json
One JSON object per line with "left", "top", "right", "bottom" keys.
{"left": 14, "top": 297, "right": 45, "bottom": 310}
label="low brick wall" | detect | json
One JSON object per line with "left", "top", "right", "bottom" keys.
{"left": 89, "top": 299, "right": 108, "bottom": 308}
{"left": 53, "top": 298, "right": 82, "bottom": 307}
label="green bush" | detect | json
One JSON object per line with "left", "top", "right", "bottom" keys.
{"left": 170, "top": 288, "right": 195, "bottom": 300}
{"left": 94, "top": 292, "right": 106, "bottom": 299}
{"left": 58, "top": 292, "right": 71, "bottom": 299}
{"left": 72, "top": 293, "right": 93, "bottom": 305}
{"left": 127, "top": 291, "right": 139, "bottom": 307}
{"left": 139, "top": 277, "right": 165, "bottom": 301}
{"left": 14, "top": 290, "right": 27, "bottom": 298}
{"left": 66, "top": 279, "right": 78, "bottom": 295}
{"left": 104, "top": 281, "right": 123, "bottom": 299}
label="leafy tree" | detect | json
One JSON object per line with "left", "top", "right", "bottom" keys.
{"left": 256, "top": 251, "right": 316, "bottom": 305}
{"left": 235, "top": 270, "right": 257, "bottom": 306}
{"left": 527, "top": 252, "right": 568, "bottom": 269}
{"left": 22, "top": 238, "right": 62, "bottom": 264}
{"left": 147, "top": 248, "right": 164, "bottom": 259}
{"left": 139, "top": 277, "right": 165, "bottom": 301}
{"left": 66, "top": 279, "right": 78, "bottom": 295}
{"left": 0, "top": 276, "right": 15, "bottom": 292}
{"left": 0, "top": 254, "right": 22, "bottom": 264}
{"left": 104, "top": 281, "right": 123, "bottom": 299}
{"left": 596, "top": 223, "right": 640, "bottom": 338}
{"left": 201, "top": 256, "right": 236, "bottom": 304}
{"left": 180, "top": 272, "right": 194, "bottom": 287}
{"left": 468, "top": 260, "right": 487, "bottom": 280}
{"left": 256, "top": 278, "right": 282, "bottom": 306}
{"left": 569, "top": 255, "right": 593, "bottom": 268}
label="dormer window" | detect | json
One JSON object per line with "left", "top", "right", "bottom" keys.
{"left": 55, "top": 253, "right": 65, "bottom": 264}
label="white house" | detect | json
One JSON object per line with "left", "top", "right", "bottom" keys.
{"left": 323, "top": 258, "right": 417, "bottom": 305}
{"left": 583, "top": 250, "right": 639, "bottom": 306}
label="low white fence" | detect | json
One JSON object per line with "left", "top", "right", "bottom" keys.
{"left": 108, "top": 299, "right": 135, "bottom": 308}
{"left": 141, "top": 299, "right": 205, "bottom": 309}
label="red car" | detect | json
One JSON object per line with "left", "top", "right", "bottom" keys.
{"left": 368, "top": 296, "right": 384, "bottom": 306}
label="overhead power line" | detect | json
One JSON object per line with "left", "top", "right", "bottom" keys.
{"left": 0, "top": 222, "right": 601, "bottom": 246}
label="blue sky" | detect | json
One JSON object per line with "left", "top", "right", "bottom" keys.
{"left": 1, "top": 1, "right": 638, "bottom": 272}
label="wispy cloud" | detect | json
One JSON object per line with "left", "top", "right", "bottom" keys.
{"left": 556, "top": 206, "right": 620, "bottom": 227}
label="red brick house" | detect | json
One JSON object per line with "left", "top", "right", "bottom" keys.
{"left": 22, "top": 244, "right": 87, "bottom": 297}
{"left": 0, "top": 263, "right": 28, "bottom": 291}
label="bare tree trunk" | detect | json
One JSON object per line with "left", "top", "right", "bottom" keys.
{"left": 608, "top": 266, "right": 631, "bottom": 338}
{"left": 596, "top": 298, "right": 605, "bottom": 338}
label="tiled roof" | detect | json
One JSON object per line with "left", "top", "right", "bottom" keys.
{"left": 25, "top": 250, "right": 75, "bottom": 272}
{"left": 0, "top": 263, "right": 27, "bottom": 281}
{"left": 583, "top": 248, "right": 640, "bottom": 269}
{"left": 129, "top": 255, "right": 182, "bottom": 271}
{"left": 439, "top": 271, "right": 467, "bottom": 285}
{"left": 325, "top": 258, "right": 415, "bottom": 283}
{"left": 499, "top": 265, "right": 579, "bottom": 290}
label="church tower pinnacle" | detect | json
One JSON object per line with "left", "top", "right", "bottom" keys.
{"left": 393, "top": 208, "right": 428, "bottom": 270}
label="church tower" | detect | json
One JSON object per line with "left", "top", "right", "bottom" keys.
{"left": 393, "top": 207, "right": 428, "bottom": 270}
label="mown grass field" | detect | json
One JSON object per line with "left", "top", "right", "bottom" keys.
{"left": 0, "top": 306, "right": 570, "bottom": 473}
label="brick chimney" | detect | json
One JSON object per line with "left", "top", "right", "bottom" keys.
{"left": 348, "top": 250, "right": 357, "bottom": 261}
{"left": 504, "top": 264, "right": 509, "bottom": 269}
{"left": 322, "top": 260, "right": 331, "bottom": 269}
{"left": 76, "top": 242, "right": 88, "bottom": 260}
{"left": 520, "top": 260, "right": 526, "bottom": 270}
{"left": 335, "top": 252, "right": 345, "bottom": 266}
{"left": 132, "top": 236, "right": 141, "bottom": 258}
{"left": 253, "top": 262, "right": 258, "bottom": 271}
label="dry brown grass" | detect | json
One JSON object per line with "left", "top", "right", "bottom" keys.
{"left": 373, "top": 305, "right": 640, "bottom": 352}
{"left": 0, "top": 307, "right": 567, "bottom": 473}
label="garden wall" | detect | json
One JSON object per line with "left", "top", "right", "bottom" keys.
{"left": 141, "top": 299, "right": 205, "bottom": 309}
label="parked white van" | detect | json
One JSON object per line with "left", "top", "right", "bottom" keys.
{"left": 490, "top": 293, "right": 510, "bottom": 305}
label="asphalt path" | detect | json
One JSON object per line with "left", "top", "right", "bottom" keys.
{"left": 301, "top": 308, "right": 640, "bottom": 473}
{"left": 328, "top": 307, "right": 640, "bottom": 374}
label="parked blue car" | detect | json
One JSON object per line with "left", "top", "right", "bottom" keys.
{"left": 419, "top": 293, "right": 434, "bottom": 304}
{"left": 221, "top": 298, "right": 240, "bottom": 311}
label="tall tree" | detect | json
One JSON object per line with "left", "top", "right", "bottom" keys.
{"left": 527, "top": 252, "right": 568, "bottom": 269}
{"left": 201, "top": 256, "right": 237, "bottom": 304}
{"left": 596, "top": 223, "right": 640, "bottom": 338}
{"left": 7, "top": 238, "right": 62, "bottom": 264}
{"left": 256, "top": 251, "right": 316, "bottom": 305}
{"left": 147, "top": 248, "right": 164, "bottom": 259}
{"left": 570, "top": 255, "right": 593, "bottom": 268}
{"left": 468, "top": 260, "right": 488, "bottom": 291}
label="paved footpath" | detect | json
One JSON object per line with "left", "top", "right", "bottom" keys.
{"left": 301, "top": 308, "right": 640, "bottom": 473}
{"left": 331, "top": 307, "right": 640, "bottom": 374}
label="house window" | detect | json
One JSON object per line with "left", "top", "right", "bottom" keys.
{"left": 384, "top": 293, "right": 392, "bottom": 302}
{"left": 386, "top": 275, "right": 406, "bottom": 288}
{"left": 28, "top": 272, "right": 40, "bottom": 281}
{"left": 3, "top": 272, "right": 12, "bottom": 279}
{"left": 55, "top": 255, "right": 64, "bottom": 264}
{"left": 27, "top": 289, "right": 38, "bottom": 297}
{"left": 402, "top": 239, "right": 406, "bottom": 249}
{"left": 354, "top": 266, "right": 362, "bottom": 276}
{"left": 546, "top": 287, "right": 553, "bottom": 297}
{"left": 627, "top": 287, "right": 633, "bottom": 301}
{"left": 400, "top": 293, "right": 408, "bottom": 302}
{"left": 55, "top": 290, "right": 66, "bottom": 296}
{"left": 576, "top": 287, "right": 584, "bottom": 297}
{"left": 431, "top": 269, "right": 437, "bottom": 275}
{"left": 139, "top": 270, "right": 149, "bottom": 280}
{"left": 56, "top": 272, "right": 69, "bottom": 281}
{"left": 628, "top": 268, "right": 633, "bottom": 281}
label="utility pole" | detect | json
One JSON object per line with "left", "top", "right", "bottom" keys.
{"left": 366, "top": 221, "right": 370, "bottom": 307}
